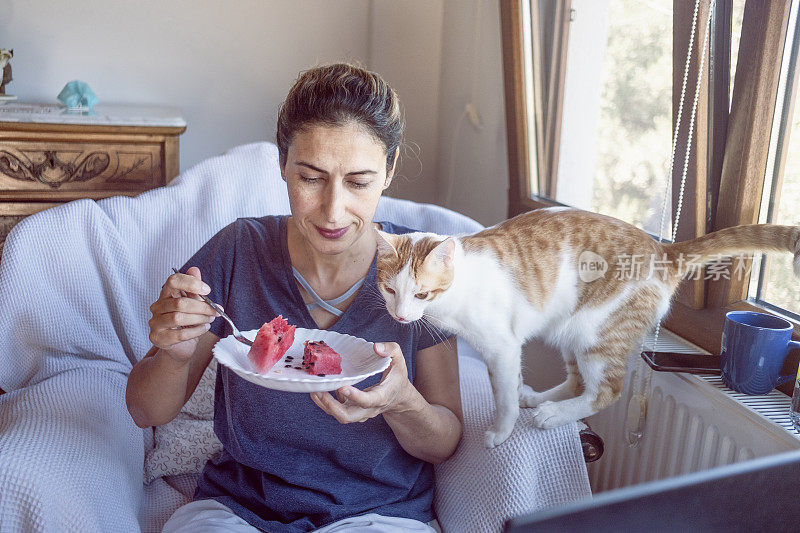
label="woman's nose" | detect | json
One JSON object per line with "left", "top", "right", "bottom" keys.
{"left": 322, "top": 182, "right": 345, "bottom": 222}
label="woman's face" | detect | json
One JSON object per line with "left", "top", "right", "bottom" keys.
{"left": 281, "top": 122, "right": 394, "bottom": 256}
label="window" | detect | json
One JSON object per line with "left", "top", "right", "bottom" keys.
{"left": 729, "top": 1, "right": 745, "bottom": 107}
{"left": 501, "top": 0, "right": 799, "bottom": 373}
{"left": 749, "top": 0, "right": 800, "bottom": 318}
{"left": 556, "top": 0, "right": 673, "bottom": 235}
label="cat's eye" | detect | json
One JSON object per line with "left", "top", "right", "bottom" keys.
{"left": 414, "top": 292, "right": 428, "bottom": 300}
{"left": 385, "top": 287, "right": 395, "bottom": 295}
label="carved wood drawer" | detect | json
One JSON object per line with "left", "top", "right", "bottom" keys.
{"left": 0, "top": 141, "right": 164, "bottom": 201}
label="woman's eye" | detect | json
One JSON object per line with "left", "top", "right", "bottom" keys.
{"left": 385, "top": 287, "right": 395, "bottom": 295}
{"left": 349, "top": 181, "right": 369, "bottom": 189}
{"left": 414, "top": 292, "right": 428, "bottom": 300}
{"left": 300, "top": 176, "right": 320, "bottom": 184}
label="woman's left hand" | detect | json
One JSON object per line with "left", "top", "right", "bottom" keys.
{"left": 310, "top": 342, "right": 416, "bottom": 423}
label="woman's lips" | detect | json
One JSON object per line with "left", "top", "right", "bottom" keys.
{"left": 315, "top": 225, "right": 349, "bottom": 239}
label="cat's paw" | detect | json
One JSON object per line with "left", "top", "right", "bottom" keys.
{"left": 531, "top": 401, "right": 574, "bottom": 429}
{"left": 519, "top": 385, "right": 545, "bottom": 408}
{"left": 484, "top": 426, "right": 514, "bottom": 448}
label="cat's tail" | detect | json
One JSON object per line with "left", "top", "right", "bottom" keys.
{"left": 662, "top": 224, "right": 800, "bottom": 278}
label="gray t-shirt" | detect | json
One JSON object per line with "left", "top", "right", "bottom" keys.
{"left": 184, "top": 215, "right": 452, "bottom": 532}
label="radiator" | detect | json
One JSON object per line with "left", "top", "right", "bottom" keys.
{"left": 586, "top": 329, "right": 800, "bottom": 493}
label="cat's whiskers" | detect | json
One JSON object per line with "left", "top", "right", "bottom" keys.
{"left": 360, "top": 285, "right": 391, "bottom": 313}
{"left": 419, "top": 314, "right": 453, "bottom": 348}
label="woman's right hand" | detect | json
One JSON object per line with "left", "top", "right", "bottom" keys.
{"left": 148, "top": 266, "right": 219, "bottom": 362}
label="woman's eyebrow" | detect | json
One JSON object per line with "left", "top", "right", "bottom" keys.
{"left": 296, "top": 161, "right": 377, "bottom": 176}
{"left": 346, "top": 170, "right": 378, "bottom": 176}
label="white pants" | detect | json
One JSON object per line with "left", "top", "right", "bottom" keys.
{"left": 162, "top": 499, "right": 442, "bottom": 533}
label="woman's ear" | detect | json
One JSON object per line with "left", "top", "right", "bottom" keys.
{"left": 384, "top": 147, "right": 400, "bottom": 189}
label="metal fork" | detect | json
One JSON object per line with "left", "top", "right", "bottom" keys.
{"left": 171, "top": 268, "right": 253, "bottom": 346}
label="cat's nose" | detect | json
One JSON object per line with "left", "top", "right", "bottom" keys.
{"left": 396, "top": 315, "right": 408, "bottom": 322}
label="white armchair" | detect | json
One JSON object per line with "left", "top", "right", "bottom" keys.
{"left": 0, "top": 142, "right": 590, "bottom": 532}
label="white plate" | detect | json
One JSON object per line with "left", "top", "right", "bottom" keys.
{"left": 213, "top": 327, "right": 390, "bottom": 393}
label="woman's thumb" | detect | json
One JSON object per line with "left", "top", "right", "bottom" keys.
{"left": 186, "top": 266, "right": 202, "bottom": 280}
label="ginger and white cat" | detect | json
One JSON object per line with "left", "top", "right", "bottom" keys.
{"left": 375, "top": 207, "right": 800, "bottom": 447}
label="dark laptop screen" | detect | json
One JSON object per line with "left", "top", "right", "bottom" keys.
{"left": 505, "top": 449, "right": 800, "bottom": 533}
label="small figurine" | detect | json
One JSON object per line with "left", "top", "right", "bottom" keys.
{"left": 0, "top": 49, "right": 13, "bottom": 95}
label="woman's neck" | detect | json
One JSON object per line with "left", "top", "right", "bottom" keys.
{"left": 286, "top": 217, "right": 377, "bottom": 288}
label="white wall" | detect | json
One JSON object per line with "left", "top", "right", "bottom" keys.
{"left": 368, "top": 1, "right": 445, "bottom": 205}
{"left": 2, "top": 0, "right": 371, "bottom": 178}
{"left": 369, "top": 0, "right": 510, "bottom": 225}
{"left": 436, "top": 0, "right": 509, "bottom": 226}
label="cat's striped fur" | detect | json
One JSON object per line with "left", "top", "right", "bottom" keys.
{"left": 375, "top": 207, "right": 800, "bottom": 447}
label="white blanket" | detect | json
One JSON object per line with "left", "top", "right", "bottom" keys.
{"left": 0, "top": 142, "right": 590, "bottom": 532}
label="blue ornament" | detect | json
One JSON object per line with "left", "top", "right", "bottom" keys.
{"left": 57, "top": 80, "right": 98, "bottom": 110}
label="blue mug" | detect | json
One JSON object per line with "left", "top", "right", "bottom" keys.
{"left": 720, "top": 311, "right": 800, "bottom": 395}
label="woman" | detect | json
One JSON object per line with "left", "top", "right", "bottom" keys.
{"left": 126, "top": 63, "right": 462, "bottom": 533}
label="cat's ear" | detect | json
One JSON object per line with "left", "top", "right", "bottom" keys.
{"left": 425, "top": 238, "right": 455, "bottom": 269}
{"left": 374, "top": 228, "right": 399, "bottom": 257}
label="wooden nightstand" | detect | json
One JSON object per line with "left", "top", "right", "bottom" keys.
{"left": 0, "top": 103, "right": 186, "bottom": 256}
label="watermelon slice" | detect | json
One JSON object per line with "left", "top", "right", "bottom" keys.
{"left": 247, "top": 315, "right": 296, "bottom": 373}
{"left": 302, "top": 340, "right": 342, "bottom": 376}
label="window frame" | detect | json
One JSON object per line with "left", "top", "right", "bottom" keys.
{"left": 500, "top": 0, "right": 800, "bottom": 380}
{"left": 500, "top": 0, "right": 571, "bottom": 215}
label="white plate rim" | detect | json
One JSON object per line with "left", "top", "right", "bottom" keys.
{"left": 213, "top": 327, "right": 390, "bottom": 385}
